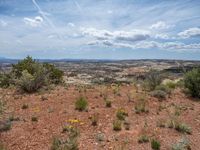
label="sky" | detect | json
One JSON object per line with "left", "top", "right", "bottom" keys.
{"left": 0, "top": 0, "right": 200, "bottom": 60}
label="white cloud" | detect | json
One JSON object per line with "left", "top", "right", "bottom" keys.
{"left": 154, "top": 33, "right": 169, "bottom": 39}
{"left": 87, "top": 39, "right": 200, "bottom": 51}
{"left": 150, "top": 21, "right": 172, "bottom": 30}
{"left": 81, "top": 27, "right": 150, "bottom": 42}
{"left": 67, "top": 22, "right": 75, "bottom": 27}
{"left": 0, "top": 20, "right": 7, "bottom": 27}
{"left": 24, "top": 16, "right": 43, "bottom": 27}
{"left": 178, "top": 27, "right": 200, "bottom": 38}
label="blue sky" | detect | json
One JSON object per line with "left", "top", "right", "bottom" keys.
{"left": 0, "top": 0, "right": 200, "bottom": 60}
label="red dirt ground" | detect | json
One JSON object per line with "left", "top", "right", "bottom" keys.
{"left": 0, "top": 85, "right": 200, "bottom": 150}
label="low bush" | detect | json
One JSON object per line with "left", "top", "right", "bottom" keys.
{"left": 135, "top": 98, "right": 149, "bottom": 114}
{"left": 184, "top": 68, "right": 200, "bottom": 98}
{"left": 171, "top": 137, "right": 191, "bottom": 150}
{"left": 138, "top": 135, "right": 149, "bottom": 143}
{"left": 0, "top": 73, "right": 11, "bottom": 88}
{"left": 144, "top": 70, "right": 162, "bottom": 91}
{"left": 151, "top": 139, "right": 161, "bottom": 150}
{"left": 175, "top": 123, "right": 191, "bottom": 134}
{"left": 151, "top": 90, "right": 167, "bottom": 100}
{"left": 2, "top": 56, "right": 63, "bottom": 93}
{"left": 116, "top": 108, "right": 128, "bottom": 120}
{"left": 113, "top": 120, "right": 122, "bottom": 131}
{"left": 75, "top": 96, "right": 88, "bottom": 111}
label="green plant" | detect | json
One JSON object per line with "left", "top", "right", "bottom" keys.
{"left": 105, "top": 99, "right": 112, "bottom": 107}
{"left": 90, "top": 113, "right": 98, "bottom": 126}
{"left": 145, "top": 70, "right": 162, "bottom": 91}
{"left": 165, "top": 81, "right": 176, "bottom": 89}
{"left": 155, "top": 84, "right": 171, "bottom": 95}
{"left": 113, "top": 120, "right": 122, "bottom": 131}
{"left": 156, "top": 119, "right": 166, "bottom": 128}
{"left": 116, "top": 108, "right": 128, "bottom": 120}
{"left": 75, "top": 96, "right": 88, "bottom": 111}
{"left": 51, "top": 137, "right": 61, "bottom": 150}
{"left": 151, "top": 90, "right": 167, "bottom": 100}
{"left": 171, "top": 137, "right": 191, "bottom": 150}
{"left": 11, "top": 56, "right": 63, "bottom": 93}
{"left": 184, "top": 68, "right": 200, "bottom": 98}
{"left": 175, "top": 123, "right": 191, "bottom": 134}
{"left": 0, "top": 100, "right": 5, "bottom": 115}
{"left": 31, "top": 116, "right": 38, "bottom": 122}
{"left": 138, "top": 135, "right": 149, "bottom": 143}
{"left": 0, "top": 73, "right": 11, "bottom": 88}
{"left": 43, "top": 63, "right": 64, "bottom": 84}
{"left": 21, "top": 104, "right": 28, "bottom": 109}
{"left": 0, "top": 120, "right": 11, "bottom": 132}
{"left": 124, "top": 119, "right": 130, "bottom": 130}
{"left": 135, "top": 98, "right": 148, "bottom": 114}
{"left": 151, "top": 139, "right": 161, "bottom": 150}
{"left": 96, "top": 133, "right": 105, "bottom": 142}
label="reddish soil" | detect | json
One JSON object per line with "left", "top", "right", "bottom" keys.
{"left": 0, "top": 85, "right": 200, "bottom": 150}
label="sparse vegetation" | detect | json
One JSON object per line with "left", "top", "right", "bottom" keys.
{"left": 75, "top": 96, "right": 88, "bottom": 111}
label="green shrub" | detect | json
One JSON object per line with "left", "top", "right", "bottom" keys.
{"left": 17, "top": 68, "right": 48, "bottom": 93}
{"left": 151, "top": 90, "right": 167, "bottom": 100}
{"left": 105, "top": 99, "right": 112, "bottom": 107}
{"left": 31, "top": 116, "right": 38, "bottom": 122}
{"left": 171, "top": 137, "right": 190, "bottom": 150}
{"left": 184, "top": 68, "right": 200, "bottom": 98}
{"left": 90, "top": 113, "right": 98, "bottom": 126}
{"left": 21, "top": 104, "right": 28, "bottom": 109}
{"left": 151, "top": 139, "right": 161, "bottom": 150}
{"left": 116, "top": 108, "right": 128, "bottom": 120}
{"left": 0, "top": 120, "right": 11, "bottom": 132}
{"left": 155, "top": 84, "right": 171, "bottom": 95}
{"left": 145, "top": 70, "right": 162, "bottom": 91}
{"left": 175, "top": 123, "right": 191, "bottom": 134}
{"left": 52, "top": 127, "right": 79, "bottom": 150}
{"left": 0, "top": 73, "right": 11, "bottom": 88}
{"left": 75, "top": 97, "right": 88, "bottom": 111}
{"left": 43, "top": 63, "right": 64, "bottom": 84}
{"left": 11, "top": 56, "right": 63, "bottom": 93}
{"left": 135, "top": 98, "right": 149, "bottom": 114}
{"left": 113, "top": 120, "right": 122, "bottom": 131}
{"left": 138, "top": 135, "right": 149, "bottom": 143}
{"left": 165, "top": 81, "right": 176, "bottom": 89}
{"left": 0, "top": 100, "right": 5, "bottom": 115}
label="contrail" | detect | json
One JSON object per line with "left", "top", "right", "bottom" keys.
{"left": 32, "top": 0, "right": 62, "bottom": 40}
{"left": 74, "top": 0, "right": 82, "bottom": 12}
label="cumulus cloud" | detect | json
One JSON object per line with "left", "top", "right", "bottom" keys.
{"left": 81, "top": 27, "right": 150, "bottom": 42}
{"left": 24, "top": 16, "right": 43, "bottom": 27}
{"left": 150, "top": 21, "right": 172, "bottom": 30}
{"left": 178, "top": 27, "right": 200, "bottom": 38}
